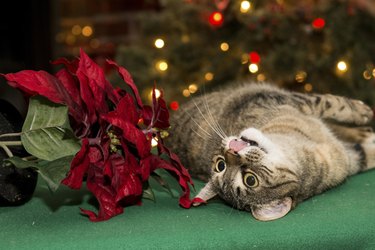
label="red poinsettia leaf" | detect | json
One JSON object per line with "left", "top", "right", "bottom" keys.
{"left": 1, "top": 70, "right": 66, "bottom": 104}
{"left": 62, "top": 138, "right": 90, "bottom": 189}
{"left": 142, "top": 105, "right": 153, "bottom": 127}
{"left": 51, "top": 57, "right": 79, "bottom": 74}
{"left": 110, "top": 94, "right": 140, "bottom": 125}
{"left": 83, "top": 166, "right": 123, "bottom": 222}
{"left": 109, "top": 152, "right": 143, "bottom": 203}
{"left": 78, "top": 49, "right": 120, "bottom": 105}
{"left": 102, "top": 114, "right": 151, "bottom": 159}
{"left": 157, "top": 136, "right": 193, "bottom": 186}
{"left": 106, "top": 59, "right": 143, "bottom": 108}
{"left": 143, "top": 87, "right": 170, "bottom": 130}
{"left": 140, "top": 155, "right": 192, "bottom": 208}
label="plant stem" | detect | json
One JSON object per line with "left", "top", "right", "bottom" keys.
{"left": 0, "top": 144, "right": 14, "bottom": 157}
{"left": 0, "top": 132, "right": 22, "bottom": 138}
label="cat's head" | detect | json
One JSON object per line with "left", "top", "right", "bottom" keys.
{"left": 193, "top": 128, "right": 300, "bottom": 221}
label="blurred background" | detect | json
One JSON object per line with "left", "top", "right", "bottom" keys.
{"left": 1, "top": 0, "right": 375, "bottom": 112}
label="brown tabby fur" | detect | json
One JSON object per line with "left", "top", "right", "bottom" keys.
{"left": 167, "top": 83, "right": 375, "bottom": 221}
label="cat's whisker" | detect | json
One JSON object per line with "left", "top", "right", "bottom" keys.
{"left": 191, "top": 127, "right": 213, "bottom": 141}
{"left": 202, "top": 93, "right": 228, "bottom": 138}
{"left": 193, "top": 100, "right": 225, "bottom": 140}
{"left": 182, "top": 109, "right": 212, "bottom": 138}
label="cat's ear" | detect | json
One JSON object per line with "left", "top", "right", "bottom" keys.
{"left": 192, "top": 181, "right": 217, "bottom": 206}
{"left": 251, "top": 197, "right": 292, "bottom": 221}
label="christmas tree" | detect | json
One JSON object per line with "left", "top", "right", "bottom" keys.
{"left": 115, "top": 0, "right": 375, "bottom": 110}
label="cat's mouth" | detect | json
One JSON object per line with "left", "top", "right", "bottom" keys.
{"left": 227, "top": 137, "right": 267, "bottom": 155}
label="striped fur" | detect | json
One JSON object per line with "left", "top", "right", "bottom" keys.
{"left": 167, "top": 83, "right": 375, "bottom": 221}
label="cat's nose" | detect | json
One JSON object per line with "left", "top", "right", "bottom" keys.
{"left": 228, "top": 139, "right": 248, "bottom": 153}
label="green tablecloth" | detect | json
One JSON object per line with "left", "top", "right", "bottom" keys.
{"left": 1, "top": 170, "right": 375, "bottom": 250}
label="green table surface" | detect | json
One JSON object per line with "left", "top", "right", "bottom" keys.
{"left": 1, "top": 170, "right": 375, "bottom": 250}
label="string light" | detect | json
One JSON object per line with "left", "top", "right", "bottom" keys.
{"left": 304, "top": 83, "right": 313, "bottom": 92}
{"left": 312, "top": 18, "right": 325, "bottom": 29}
{"left": 205, "top": 72, "right": 214, "bottom": 81}
{"left": 249, "top": 63, "right": 259, "bottom": 73}
{"left": 82, "top": 25, "right": 93, "bottom": 37}
{"left": 154, "top": 38, "right": 165, "bottom": 49}
{"left": 249, "top": 51, "right": 261, "bottom": 64}
{"left": 149, "top": 88, "right": 161, "bottom": 99}
{"left": 71, "top": 25, "right": 82, "bottom": 35}
{"left": 240, "top": 1, "right": 251, "bottom": 13}
{"left": 257, "top": 74, "right": 266, "bottom": 81}
{"left": 373, "top": 68, "right": 375, "bottom": 78}
{"left": 363, "top": 70, "right": 372, "bottom": 80}
{"left": 337, "top": 61, "right": 348, "bottom": 72}
{"left": 220, "top": 42, "right": 229, "bottom": 51}
{"left": 151, "top": 137, "right": 158, "bottom": 147}
{"left": 295, "top": 71, "right": 307, "bottom": 83}
{"left": 182, "top": 89, "right": 191, "bottom": 97}
{"left": 188, "top": 83, "right": 198, "bottom": 93}
{"left": 209, "top": 11, "right": 224, "bottom": 27}
{"left": 170, "top": 101, "right": 179, "bottom": 111}
{"left": 156, "top": 60, "right": 168, "bottom": 71}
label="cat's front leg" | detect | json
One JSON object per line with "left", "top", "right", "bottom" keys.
{"left": 295, "top": 93, "right": 373, "bottom": 125}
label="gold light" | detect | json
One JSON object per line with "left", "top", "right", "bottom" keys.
{"left": 304, "top": 83, "right": 313, "bottom": 92}
{"left": 205, "top": 72, "right": 214, "bottom": 81}
{"left": 240, "top": 1, "right": 251, "bottom": 13}
{"left": 220, "top": 42, "right": 229, "bottom": 52}
{"left": 71, "top": 25, "right": 82, "bottom": 35}
{"left": 363, "top": 70, "right": 372, "bottom": 80}
{"left": 182, "top": 89, "right": 191, "bottom": 97}
{"left": 82, "top": 25, "right": 93, "bottom": 37}
{"left": 337, "top": 61, "right": 348, "bottom": 72}
{"left": 249, "top": 63, "right": 259, "bottom": 73}
{"left": 188, "top": 84, "right": 198, "bottom": 93}
{"left": 150, "top": 88, "right": 161, "bottom": 99}
{"left": 295, "top": 71, "right": 307, "bottom": 83}
{"left": 154, "top": 38, "right": 165, "bottom": 49}
{"left": 257, "top": 74, "right": 266, "bottom": 82}
{"left": 156, "top": 60, "right": 168, "bottom": 71}
{"left": 151, "top": 137, "right": 158, "bottom": 147}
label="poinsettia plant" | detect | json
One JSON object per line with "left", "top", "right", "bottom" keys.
{"left": 0, "top": 49, "right": 193, "bottom": 221}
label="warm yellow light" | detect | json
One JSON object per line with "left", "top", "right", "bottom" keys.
{"left": 181, "top": 34, "right": 190, "bottom": 43}
{"left": 150, "top": 88, "right": 161, "bottom": 99}
{"left": 65, "top": 34, "right": 76, "bottom": 45}
{"left": 249, "top": 63, "right": 259, "bottom": 73}
{"left": 71, "top": 25, "right": 82, "bottom": 35}
{"left": 363, "top": 70, "right": 372, "bottom": 80}
{"left": 188, "top": 84, "right": 198, "bottom": 94}
{"left": 205, "top": 72, "right": 214, "bottom": 81}
{"left": 220, "top": 42, "right": 229, "bottom": 52}
{"left": 182, "top": 89, "right": 191, "bottom": 97}
{"left": 154, "top": 38, "right": 165, "bottom": 49}
{"left": 240, "top": 1, "right": 251, "bottom": 13}
{"left": 304, "top": 83, "right": 313, "bottom": 92}
{"left": 295, "top": 71, "right": 307, "bottom": 83}
{"left": 372, "top": 68, "right": 375, "bottom": 78}
{"left": 82, "top": 26, "right": 93, "bottom": 37}
{"left": 257, "top": 74, "right": 266, "bottom": 82}
{"left": 151, "top": 137, "right": 158, "bottom": 147}
{"left": 337, "top": 61, "right": 348, "bottom": 72}
{"left": 213, "top": 13, "right": 222, "bottom": 22}
{"left": 156, "top": 60, "right": 168, "bottom": 71}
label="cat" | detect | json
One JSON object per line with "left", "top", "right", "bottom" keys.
{"left": 166, "top": 83, "right": 375, "bottom": 221}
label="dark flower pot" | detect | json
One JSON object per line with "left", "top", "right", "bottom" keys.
{"left": 0, "top": 99, "right": 38, "bottom": 206}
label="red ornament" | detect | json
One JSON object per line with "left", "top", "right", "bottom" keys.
{"left": 249, "top": 51, "right": 261, "bottom": 64}
{"left": 312, "top": 18, "right": 325, "bottom": 29}
{"left": 170, "top": 101, "right": 179, "bottom": 111}
{"left": 209, "top": 11, "right": 224, "bottom": 27}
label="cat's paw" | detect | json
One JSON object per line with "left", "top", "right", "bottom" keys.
{"left": 350, "top": 100, "right": 373, "bottom": 125}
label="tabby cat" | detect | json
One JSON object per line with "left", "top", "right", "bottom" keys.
{"left": 167, "top": 83, "right": 375, "bottom": 221}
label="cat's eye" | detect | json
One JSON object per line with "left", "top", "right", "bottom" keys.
{"left": 243, "top": 172, "right": 259, "bottom": 188}
{"left": 214, "top": 159, "right": 226, "bottom": 173}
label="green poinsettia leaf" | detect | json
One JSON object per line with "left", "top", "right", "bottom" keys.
{"left": 6, "top": 155, "right": 74, "bottom": 192}
{"left": 151, "top": 171, "right": 175, "bottom": 198}
{"left": 21, "top": 96, "right": 81, "bottom": 161}
{"left": 142, "top": 182, "right": 156, "bottom": 202}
